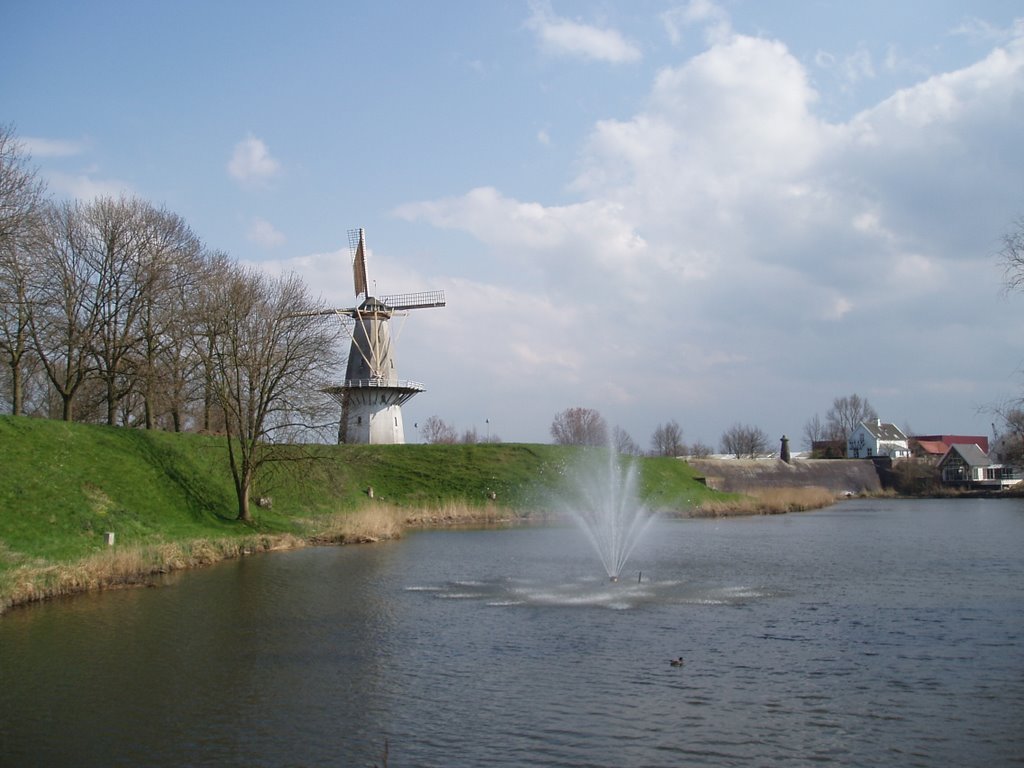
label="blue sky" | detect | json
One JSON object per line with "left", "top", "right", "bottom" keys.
{"left": 4, "top": 1, "right": 1023, "bottom": 447}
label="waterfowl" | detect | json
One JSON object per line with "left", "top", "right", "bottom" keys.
{"left": 670, "top": 657, "right": 685, "bottom": 667}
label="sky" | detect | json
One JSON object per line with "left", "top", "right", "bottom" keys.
{"left": 3, "top": 0, "right": 1024, "bottom": 448}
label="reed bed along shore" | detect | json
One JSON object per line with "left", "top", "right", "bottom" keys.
{"left": 0, "top": 534, "right": 306, "bottom": 615}
{"left": 690, "top": 486, "right": 839, "bottom": 517}
{"left": 1, "top": 490, "right": 836, "bottom": 615}
{"left": 0, "top": 502, "right": 525, "bottom": 615}
{"left": 308, "top": 500, "right": 525, "bottom": 545}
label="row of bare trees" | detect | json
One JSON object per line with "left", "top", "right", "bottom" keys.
{"left": 418, "top": 415, "right": 502, "bottom": 444}
{"left": 0, "top": 125, "right": 341, "bottom": 520}
{"left": 547, "top": 407, "right": 721, "bottom": 457}
{"left": 802, "top": 394, "right": 878, "bottom": 452}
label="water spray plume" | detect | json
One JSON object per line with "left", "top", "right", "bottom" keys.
{"left": 559, "top": 447, "right": 658, "bottom": 580}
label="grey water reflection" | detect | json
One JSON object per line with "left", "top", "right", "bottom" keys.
{"left": 2, "top": 498, "right": 1023, "bottom": 767}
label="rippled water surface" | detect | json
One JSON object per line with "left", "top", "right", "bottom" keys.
{"left": 2, "top": 498, "right": 1022, "bottom": 766}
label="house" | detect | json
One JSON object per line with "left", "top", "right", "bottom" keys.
{"left": 810, "top": 439, "right": 846, "bottom": 458}
{"left": 937, "top": 443, "right": 1022, "bottom": 489}
{"left": 847, "top": 419, "right": 909, "bottom": 459}
{"left": 911, "top": 439, "right": 949, "bottom": 459}
{"left": 910, "top": 434, "right": 990, "bottom": 457}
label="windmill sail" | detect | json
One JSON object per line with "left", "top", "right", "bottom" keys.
{"left": 381, "top": 290, "right": 446, "bottom": 311}
{"left": 350, "top": 228, "right": 368, "bottom": 297}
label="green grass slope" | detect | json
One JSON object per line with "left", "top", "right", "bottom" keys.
{"left": 0, "top": 415, "right": 716, "bottom": 573}
{"left": 0, "top": 417, "right": 245, "bottom": 566}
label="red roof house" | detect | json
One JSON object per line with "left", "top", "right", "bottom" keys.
{"left": 911, "top": 434, "right": 989, "bottom": 457}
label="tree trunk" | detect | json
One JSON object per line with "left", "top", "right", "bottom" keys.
{"left": 231, "top": 452, "right": 253, "bottom": 523}
{"left": 237, "top": 476, "right": 252, "bottom": 522}
{"left": 9, "top": 362, "right": 21, "bottom": 416}
{"left": 106, "top": 377, "right": 117, "bottom": 426}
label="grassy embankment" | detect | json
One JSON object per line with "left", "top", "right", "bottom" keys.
{"left": 0, "top": 415, "right": 833, "bottom": 613}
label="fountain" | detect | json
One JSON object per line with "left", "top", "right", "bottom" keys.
{"left": 557, "top": 447, "right": 658, "bottom": 581}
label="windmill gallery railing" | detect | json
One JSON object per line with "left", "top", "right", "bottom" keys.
{"left": 339, "top": 378, "right": 426, "bottom": 392}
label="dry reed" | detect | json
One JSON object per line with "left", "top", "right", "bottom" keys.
{"left": 309, "top": 500, "right": 521, "bottom": 543}
{"left": 309, "top": 504, "right": 405, "bottom": 544}
{"left": 692, "top": 486, "right": 837, "bottom": 517}
{"left": 0, "top": 534, "right": 306, "bottom": 615}
{"left": 401, "top": 499, "right": 517, "bottom": 526}
{"left": 1, "top": 500, "right": 527, "bottom": 614}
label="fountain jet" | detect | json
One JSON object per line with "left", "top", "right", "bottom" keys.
{"left": 559, "top": 447, "right": 658, "bottom": 581}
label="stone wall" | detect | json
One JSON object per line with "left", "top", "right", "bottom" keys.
{"left": 686, "top": 458, "right": 882, "bottom": 495}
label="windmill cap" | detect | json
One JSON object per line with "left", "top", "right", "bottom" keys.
{"left": 358, "top": 296, "right": 390, "bottom": 311}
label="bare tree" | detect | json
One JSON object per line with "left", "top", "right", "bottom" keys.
{"left": 802, "top": 413, "right": 827, "bottom": 449}
{"left": 1000, "top": 215, "right": 1024, "bottom": 294}
{"left": 825, "top": 394, "right": 877, "bottom": 442}
{"left": 192, "top": 250, "right": 235, "bottom": 433}
{"left": 28, "top": 201, "right": 104, "bottom": 421}
{"left": 1003, "top": 409, "right": 1024, "bottom": 466}
{"left": 80, "top": 196, "right": 176, "bottom": 426}
{"left": 612, "top": 425, "right": 641, "bottom": 455}
{"left": 720, "top": 422, "right": 770, "bottom": 458}
{"left": 0, "top": 124, "right": 46, "bottom": 415}
{"left": 688, "top": 439, "right": 713, "bottom": 458}
{"left": 1000, "top": 218, "right": 1024, "bottom": 450}
{"left": 550, "top": 406, "right": 608, "bottom": 446}
{"left": 420, "top": 415, "right": 457, "bottom": 444}
{"left": 0, "top": 124, "right": 44, "bottom": 246}
{"left": 992, "top": 404, "right": 1024, "bottom": 466}
{"left": 131, "top": 205, "right": 203, "bottom": 429}
{"left": 200, "top": 265, "right": 340, "bottom": 522}
{"left": 651, "top": 420, "right": 685, "bottom": 457}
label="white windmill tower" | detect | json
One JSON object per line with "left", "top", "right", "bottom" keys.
{"left": 325, "top": 228, "right": 445, "bottom": 444}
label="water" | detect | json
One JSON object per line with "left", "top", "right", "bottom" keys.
{"left": 1, "top": 498, "right": 1023, "bottom": 767}
{"left": 556, "top": 447, "right": 657, "bottom": 581}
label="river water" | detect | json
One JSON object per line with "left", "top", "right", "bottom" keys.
{"left": 1, "top": 498, "right": 1022, "bottom": 767}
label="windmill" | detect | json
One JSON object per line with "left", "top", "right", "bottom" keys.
{"left": 324, "top": 228, "right": 445, "bottom": 444}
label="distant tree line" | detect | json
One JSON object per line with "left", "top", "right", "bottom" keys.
{"left": 802, "top": 394, "right": 878, "bottom": 455}
{"left": 541, "top": 396, "right": 884, "bottom": 460}
{"left": 419, "top": 415, "right": 501, "bottom": 445}
{"left": 545, "top": 407, "right": 717, "bottom": 458}
{"left": 0, "top": 125, "right": 340, "bottom": 520}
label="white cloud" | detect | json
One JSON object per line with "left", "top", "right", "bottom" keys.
{"left": 855, "top": 36, "right": 1024, "bottom": 131}
{"left": 394, "top": 16, "right": 1024, "bottom": 442}
{"left": 44, "top": 170, "right": 132, "bottom": 200}
{"left": 950, "top": 16, "right": 1023, "bottom": 44}
{"left": 815, "top": 45, "right": 875, "bottom": 86}
{"left": 395, "top": 186, "right": 650, "bottom": 300}
{"left": 227, "top": 134, "right": 280, "bottom": 186}
{"left": 814, "top": 50, "right": 836, "bottom": 68}
{"left": 661, "top": 0, "right": 732, "bottom": 46}
{"left": 20, "top": 136, "right": 86, "bottom": 158}
{"left": 842, "top": 47, "right": 876, "bottom": 84}
{"left": 526, "top": 1, "right": 641, "bottom": 63}
{"left": 247, "top": 217, "right": 286, "bottom": 248}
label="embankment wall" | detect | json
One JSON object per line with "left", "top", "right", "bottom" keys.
{"left": 686, "top": 458, "right": 882, "bottom": 495}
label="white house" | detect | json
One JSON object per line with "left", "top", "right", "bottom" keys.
{"left": 937, "top": 443, "right": 1022, "bottom": 489}
{"left": 847, "top": 419, "right": 910, "bottom": 459}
